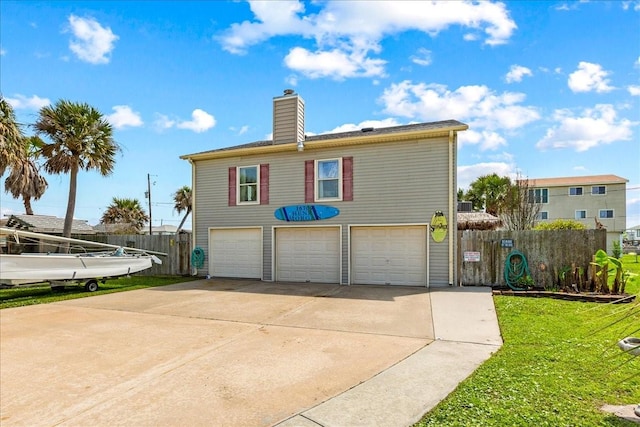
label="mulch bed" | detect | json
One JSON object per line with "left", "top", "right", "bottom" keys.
{"left": 492, "top": 289, "right": 636, "bottom": 303}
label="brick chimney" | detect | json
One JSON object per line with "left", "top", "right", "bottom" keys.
{"left": 273, "top": 89, "right": 304, "bottom": 145}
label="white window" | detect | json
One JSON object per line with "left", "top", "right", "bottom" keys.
{"left": 538, "top": 211, "right": 549, "bottom": 220}
{"left": 575, "top": 210, "right": 587, "bottom": 219}
{"left": 591, "top": 186, "right": 606, "bottom": 195}
{"left": 238, "top": 165, "right": 259, "bottom": 204}
{"left": 316, "top": 158, "right": 342, "bottom": 201}
{"left": 529, "top": 188, "right": 548, "bottom": 204}
{"left": 599, "top": 209, "right": 614, "bottom": 219}
{"left": 569, "top": 187, "right": 583, "bottom": 196}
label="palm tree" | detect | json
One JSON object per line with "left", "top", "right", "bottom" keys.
{"left": 173, "top": 185, "right": 192, "bottom": 232}
{"left": 0, "top": 96, "right": 24, "bottom": 176}
{"left": 100, "top": 197, "right": 149, "bottom": 234}
{"left": 4, "top": 136, "right": 48, "bottom": 215}
{"left": 35, "top": 100, "right": 119, "bottom": 242}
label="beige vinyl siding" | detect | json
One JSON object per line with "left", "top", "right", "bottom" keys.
{"left": 192, "top": 136, "right": 453, "bottom": 285}
{"left": 273, "top": 96, "right": 304, "bottom": 145}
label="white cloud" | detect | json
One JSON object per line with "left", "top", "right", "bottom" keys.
{"left": 379, "top": 80, "right": 540, "bottom": 137}
{"left": 323, "top": 118, "right": 402, "bottom": 134}
{"left": 176, "top": 109, "right": 216, "bottom": 133}
{"left": 536, "top": 104, "right": 635, "bottom": 152}
{"left": 284, "top": 46, "right": 386, "bottom": 80}
{"left": 238, "top": 125, "right": 249, "bottom": 135}
{"left": 457, "top": 162, "right": 516, "bottom": 190}
{"left": 0, "top": 47, "right": 5, "bottom": 56}
{"left": 67, "top": 15, "right": 118, "bottom": 64}
{"left": 505, "top": 64, "right": 532, "bottom": 83}
{"left": 5, "top": 94, "right": 50, "bottom": 110}
{"left": 218, "top": 1, "right": 516, "bottom": 80}
{"left": 460, "top": 129, "right": 507, "bottom": 151}
{"left": 628, "top": 85, "right": 640, "bottom": 96}
{"left": 567, "top": 61, "right": 614, "bottom": 93}
{"left": 411, "top": 48, "right": 432, "bottom": 66}
{"left": 153, "top": 114, "right": 176, "bottom": 132}
{"left": 378, "top": 81, "right": 541, "bottom": 153}
{"left": 622, "top": 1, "right": 640, "bottom": 11}
{"left": 106, "top": 105, "right": 143, "bottom": 129}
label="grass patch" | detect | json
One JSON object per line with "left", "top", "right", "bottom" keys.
{"left": 621, "top": 253, "right": 640, "bottom": 295}
{"left": 416, "top": 295, "right": 639, "bottom": 426}
{"left": 0, "top": 276, "right": 199, "bottom": 309}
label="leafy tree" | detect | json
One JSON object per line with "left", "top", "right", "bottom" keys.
{"left": 501, "top": 175, "right": 542, "bottom": 231}
{"left": 0, "top": 97, "right": 24, "bottom": 175}
{"left": 3, "top": 136, "right": 48, "bottom": 215}
{"left": 464, "top": 173, "right": 511, "bottom": 215}
{"left": 35, "top": 100, "right": 119, "bottom": 244}
{"left": 173, "top": 185, "right": 192, "bottom": 232}
{"left": 100, "top": 197, "right": 148, "bottom": 233}
{"left": 534, "top": 219, "right": 586, "bottom": 230}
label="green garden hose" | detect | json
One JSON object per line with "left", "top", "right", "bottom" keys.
{"left": 504, "top": 250, "right": 532, "bottom": 291}
{"left": 191, "top": 247, "right": 205, "bottom": 269}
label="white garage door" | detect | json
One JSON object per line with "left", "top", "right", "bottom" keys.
{"left": 209, "top": 228, "right": 262, "bottom": 278}
{"left": 351, "top": 226, "right": 427, "bottom": 286}
{"left": 276, "top": 227, "right": 340, "bottom": 283}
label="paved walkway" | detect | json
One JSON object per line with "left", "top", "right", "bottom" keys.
{"left": 0, "top": 281, "right": 501, "bottom": 426}
{"left": 277, "top": 287, "right": 503, "bottom": 426}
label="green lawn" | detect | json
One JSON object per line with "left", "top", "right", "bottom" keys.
{"left": 0, "top": 275, "right": 199, "bottom": 309}
{"left": 416, "top": 258, "right": 640, "bottom": 426}
{"left": 622, "top": 253, "right": 640, "bottom": 294}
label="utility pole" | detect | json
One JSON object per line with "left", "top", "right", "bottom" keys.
{"left": 147, "top": 173, "right": 152, "bottom": 235}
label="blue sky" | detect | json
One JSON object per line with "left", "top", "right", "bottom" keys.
{"left": 1, "top": 0, "right": 639, "bottom": 231}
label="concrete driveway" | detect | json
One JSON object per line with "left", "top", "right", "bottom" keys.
{"left": 0, "top": 280, "right": 501, "bottom": 427}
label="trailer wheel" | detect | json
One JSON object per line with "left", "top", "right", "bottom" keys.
{"left": 85, "top": 280, "right": 99, "bottom": 292}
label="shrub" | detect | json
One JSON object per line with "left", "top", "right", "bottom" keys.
{"left": 534, "top": 219, "right": 586, "bottom": 230}
{"left": 612, "top": 240, "right": 622, "bottom": 259}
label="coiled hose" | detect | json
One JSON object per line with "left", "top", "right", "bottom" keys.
{"left": 504, "top": 250, "right": 532, "bottom": 291}
{"left": 191, "top": 247, "right": 205, "bottom": 269}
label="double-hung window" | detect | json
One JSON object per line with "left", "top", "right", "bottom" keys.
{"left": 228, "top": 164, "right": 269, "bottom": 206}
{"left": 316, "top": 158, "right": 342, "bottom": 201}
{"left": 599, "top": 209, "right": 614, "bottom": 219}
{"left": 528, "top": 188, "right": 548, "bottom": 204}
{"left": 591, "top": 186, "right": 606, "bottom": 195}
{"left": 238, "top": 166, "right": 259, "bottom": 204}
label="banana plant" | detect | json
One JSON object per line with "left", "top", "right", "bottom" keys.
{"left": 591, "top": 249, "right": 624, "bottom": 294}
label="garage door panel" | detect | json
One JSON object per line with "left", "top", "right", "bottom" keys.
{"left": 276, "top": 227, "right": 340, "bottom": 284}
{"left": 351, "top": 226, "right": 427, "bottom": 286}
{"left": 210, "top": 228, "right": 262, "bottom": 279}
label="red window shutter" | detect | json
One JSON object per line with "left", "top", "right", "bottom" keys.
{"left": 228, "top": 167, "right": 236, "bottom": 206}
{"left": 260, "top": 164, "right": 269, "bottom": 205}
{"left": 305, "top": 160, "right": 315, "bottom": 203}
{"left": 343, "top": 156, "right": 353, "bottom": 201}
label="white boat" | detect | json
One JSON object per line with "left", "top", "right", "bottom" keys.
{"left": 0, "top": 227, "right": 165, "bottom": 290}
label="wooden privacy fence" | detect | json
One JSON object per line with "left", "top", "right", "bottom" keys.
{"left": 75, "top": 233, "right": 192, "bottom": 276}
{"left": 457, "top": 229, "right": 607, "bottom": 288}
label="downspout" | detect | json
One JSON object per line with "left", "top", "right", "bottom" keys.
{"left": 448, "top": 130, "right": 455, "bottom": 286}
{"left": 189, "top": 159, "right": 197, "bottom": 273}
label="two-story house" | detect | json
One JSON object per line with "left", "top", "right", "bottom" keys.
{"left": 180, "top": 90, "right": 467, "bottom": 287}
{"left": 527, "top": 174, "right": 628, "bottom": 252}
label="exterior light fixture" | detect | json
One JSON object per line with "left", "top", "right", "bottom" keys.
{"left": 297, "top": 140, "right": 304, "bottom": 152}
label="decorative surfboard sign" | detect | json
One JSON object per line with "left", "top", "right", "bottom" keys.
{"left": 274, "top": 205, "right": 339, "bottom": 222}
{"left": 430, "top": 210, "right": 448, "bottom": 243}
